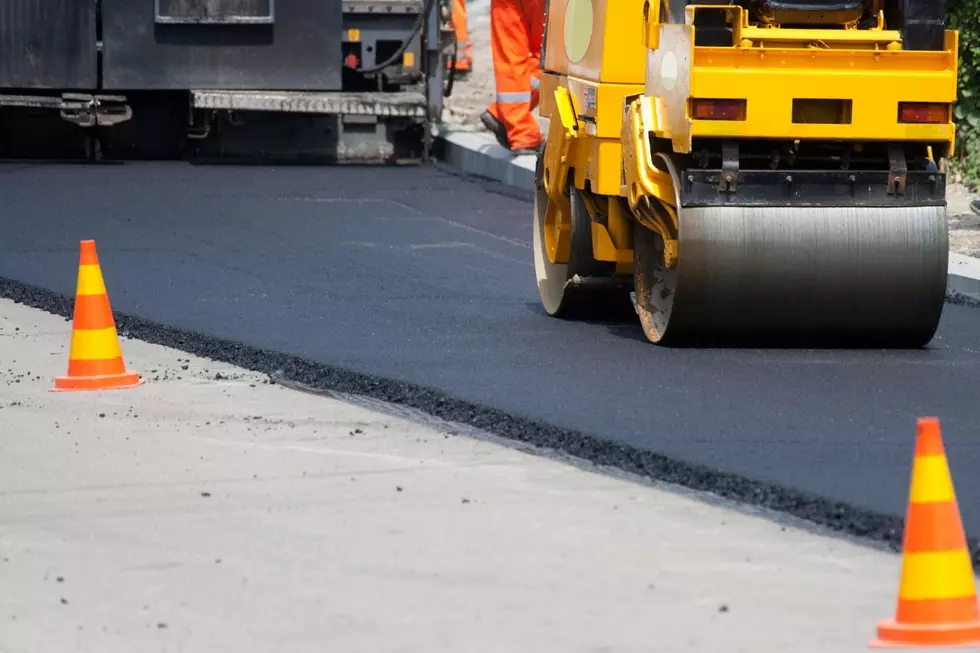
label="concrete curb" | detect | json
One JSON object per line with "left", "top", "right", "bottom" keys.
{"left": 949, "top": 252, "right": 980, "bottom": 300}
{"left": 436, "top": 129, "right": 537, "bottom": 192}
{"left": 433, "top": 125, "right": 980, "bottom": 302}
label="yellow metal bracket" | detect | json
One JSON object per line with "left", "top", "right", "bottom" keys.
{"left": 718, "top": 5, "right": 902, "bottom": 47}
{"left": 681, "top": 4, "right": 902, "bottom": 49}
{"left": 621, "top": 96, "right": 679, "bottom": 269}
{"left": 540, "top": 85, "right": 581, "bottom": 265}
{"left": 577, "top": 193, "right": 631, "bottom": 268}
{"left": 642, "top": 0, "right": 663, "bottom": 50}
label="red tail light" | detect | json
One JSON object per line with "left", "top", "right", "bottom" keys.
{"left": 898, "top": 102, "right": 949, "bottom": 124}
{"left": 691, "top": 99, "right": 746, "bottom": 121}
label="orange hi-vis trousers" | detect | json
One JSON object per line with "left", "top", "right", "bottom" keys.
{"left": 485, "top": 0, "right": 545, "bottom": 150}
{"left": 451, "top": 0, "right": 472, "bottom": 72}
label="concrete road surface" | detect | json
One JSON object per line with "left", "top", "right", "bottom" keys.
{"left": 0, "top": 296, "right": 912, "bottom": 653}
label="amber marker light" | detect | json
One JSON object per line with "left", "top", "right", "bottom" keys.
{"left": 691, "top": 99, "right": 746, "bottom": 121}
{"left": 898, "top": 102, "right": 949, "bottom": 124}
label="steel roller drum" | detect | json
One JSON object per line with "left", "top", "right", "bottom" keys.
{"left": 640, "top": 203, "right": 949, "bottom": 346}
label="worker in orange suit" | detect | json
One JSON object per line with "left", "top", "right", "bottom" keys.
{"left": 480, "top": 0, "right": 545, "bottom": 154}
{"left": 450, "top": 0, "right": 473, "bottom": 74}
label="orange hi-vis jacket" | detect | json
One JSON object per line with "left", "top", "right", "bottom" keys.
{"left": 485, "top": 0, "right": 545, "bottom": 151}
{"left": 451, "top": 0, "right": 473, "bottom": 72}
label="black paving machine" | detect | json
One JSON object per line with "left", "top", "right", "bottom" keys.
{"left": 0, "top": 0, "right": 456, "bottom": 162}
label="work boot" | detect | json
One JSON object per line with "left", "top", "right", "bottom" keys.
{"left": 481, "top": 110, "right": 542, "bottom": 156}
{"left": 480, "top": 110, "right": 511, "bottom": 150}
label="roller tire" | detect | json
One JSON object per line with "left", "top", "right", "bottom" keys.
{"left": 633, "top": 220, "right": 679, "bottom": 345}
{"left": 533, "top": 150, "right": 632, "bottom": 320}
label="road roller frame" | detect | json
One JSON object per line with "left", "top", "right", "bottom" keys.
{"left": 534, "top": 0, "right": 959, "bottom": 346}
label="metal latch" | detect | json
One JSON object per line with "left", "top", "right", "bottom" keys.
{"left": 887, "top": 144, "right": 907, "bottom": 196}
{"left": 719, "top": 140, "right": 738, "bottom": 193}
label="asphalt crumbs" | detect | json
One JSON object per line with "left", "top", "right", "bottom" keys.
{"left": 1, "top": 161, "right": 979, "bottom": 555}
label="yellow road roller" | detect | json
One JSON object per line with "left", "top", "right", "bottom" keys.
{"left": 533, "top": 0, "right": 959, "bottom": 346}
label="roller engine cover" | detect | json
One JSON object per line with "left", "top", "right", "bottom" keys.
{"left": 897, "top": 0, "right": 946, "bottom": 50}
{"left": 743, "top": 0, "right": 868, "bottom": 24}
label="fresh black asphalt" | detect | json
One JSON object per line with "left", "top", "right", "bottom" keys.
{"left": 1, "top": 161, "right": 978, "bottom": 552}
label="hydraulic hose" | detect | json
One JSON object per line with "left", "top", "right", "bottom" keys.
{"left": 354, "top": 0, "right": 438, "bottom": 74}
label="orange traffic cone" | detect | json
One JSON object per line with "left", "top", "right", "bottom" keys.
{"left": 871, "top": 417, "right": 980, "bottom": 648}
{"left": 52, "top": 240, "right": 144, "bottom": 392}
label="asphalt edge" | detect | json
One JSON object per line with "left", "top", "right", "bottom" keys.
{"left": 433, "top": 126, "right": 980, "bottom": 302}
{"left": 270, "top": 371, "right": 903, "bottom": 554}
{"left": 5, "top": 274, "right": 980, "bottom": 566}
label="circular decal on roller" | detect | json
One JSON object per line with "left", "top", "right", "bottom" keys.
{"left": 563, "top": 0, "right": 593, "bottom": 64}
{"left": 661, "top": 51, "right": 678, "bottom": 92}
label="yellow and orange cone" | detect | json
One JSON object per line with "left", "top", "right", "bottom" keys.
{"left": 52, "top": 240, "right": 143, "bottom": 392}
{"left": 871, "top": 416, "right": 980, "bottom": 648}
